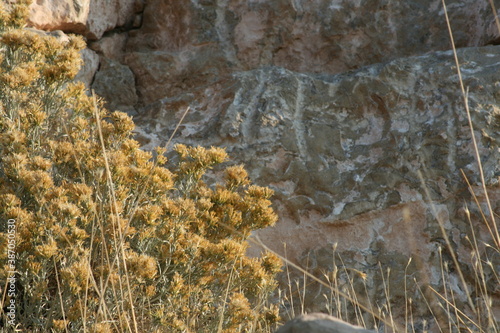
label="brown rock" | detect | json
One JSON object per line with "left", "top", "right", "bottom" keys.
{"left": 28, "top": 0, "right": 141, "bottom": 39}
{"left": 28, "top": 0, "right": 90, "bottom": 35}
{"left": 126, "top": 0, "right": 499, "bottom": 79}
{"left": 124, "top": 44, "right": 228, "bottom": 105}
{"left": 275, "top": 313, "right": 375, "bottom": 333}
{"left": 89, "top": 32, "right": 128, "bottom": 62}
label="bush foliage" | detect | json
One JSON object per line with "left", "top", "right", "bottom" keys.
{"left": 0, "top": 2, "right": 281, "bottom": 332}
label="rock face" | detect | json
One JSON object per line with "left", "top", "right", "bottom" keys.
{"left": 28, "top": 0, "right": 500, "bottom": 330}
{"left": 133, "top": 46, "right": 500, "bottom": 327}
{"left": 275, "top": 313, "right": 375, "bottom": 333}
{"left": 28, "top": 0, "right": 500, "bottom": 114}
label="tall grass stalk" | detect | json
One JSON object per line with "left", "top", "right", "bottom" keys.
{"left": 442, "top": 0, "right": 499, "bottom": 249}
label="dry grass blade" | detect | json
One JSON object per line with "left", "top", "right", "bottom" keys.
{"left": 489, "top": 0, "right": 500, "bottom": 38}
{"left": 418, "top": 169, "right": 476, "bottom": 314}
{"left": 251, "top": 234, "right": 401, "bottom": 332}
{"left": 53, "top": 257, "right": 70, "bottom": 333}
{"left": 441, "top": 0, "right": 499, "bottom": 249}
{"left": 283, "top": 243, "right": 296, "bottom": 320}
{"left": 428, "top": 286, "right": 483, "bottom": 332}
{"left": 93, "top": 92, "right": 139, "bottom": 333}
{"left": 461, "top": 169, "right": 499, "bottom": 247}
{"left": 163, "top": 106, "right": 191, "bottom": 151}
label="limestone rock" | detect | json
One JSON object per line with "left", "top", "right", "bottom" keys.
{"left": 275, "top": 313, "right": 375, "bottom": 333}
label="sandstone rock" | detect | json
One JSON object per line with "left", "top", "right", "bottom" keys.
{"left": 28, "top": 0, "right": 90, "bottom": 35}
{"left": 28, "top": 0, "right": 142, "bottom": 40}
{"left": 275, "top": 313, "right": 375, "bottom": 333}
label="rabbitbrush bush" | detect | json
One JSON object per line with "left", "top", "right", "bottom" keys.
{"left": 0, "top": 2, "right": 281, "bottom": 332}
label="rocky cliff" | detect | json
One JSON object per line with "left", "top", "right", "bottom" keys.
{"left": 28, "top": 0, "right": 500, "bottom": 330}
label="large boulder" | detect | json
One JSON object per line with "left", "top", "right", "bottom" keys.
{"left": 133, "top": 45, "right": 500, "bottom": 324}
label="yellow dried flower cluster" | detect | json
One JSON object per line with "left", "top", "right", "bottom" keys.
{"left": 0, "top": 2, "right": 281, "bottom": 332}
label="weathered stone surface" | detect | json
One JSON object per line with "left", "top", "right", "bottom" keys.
{"left": 28, "top": 0, "right": 142, "bottom": 40}
{"left": 92, "top": 58, "right": 138, "bottom": 114}
{"left": 128, "top": 0, "right": 500, "bottom": 73}
{"left": 275, "top": 313, "right": 375, "bottom": 333}
{"left": 86, "top": 0, "right": 140, "bottom": 39}
{"left": 124, "top": 43, "right": 228, "bottom": 105}
{"left": 122, "top": 0, "right": 500, "bottom": 110}
{"left": 29, "top": 0, "right": 500, "bottom": 124}
{"left": 136, "top": 45, "right": 500, "bottom": 221}
{"left": 28, "top": 0, "right": 90, "bottom": 35}
{"left": 133, "top": 45, "right": 500, "bottom": 325}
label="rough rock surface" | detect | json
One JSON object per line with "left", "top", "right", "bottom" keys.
{"left": 133, "top": 45, "right": 500, "bottom": 325}
{"left": 122, "top": 0, "right": 500, "bottom": 105}
{"left": 126, "top": 0, "right": 500, "bottom": 72}
{"left": 28, "top": 0, "right": 143, "bottom": 40}
{"left": 92, "top": 57, "right": 138, "bottom": 114}
{"left": 275, "top": 313, "right": 375, "bottom": 333}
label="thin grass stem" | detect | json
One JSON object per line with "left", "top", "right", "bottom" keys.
{"left": 441, "top": 0, "right": 499, "bottom": 249}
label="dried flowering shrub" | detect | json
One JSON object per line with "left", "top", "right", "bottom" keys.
{"left": 0, "top": 2, "right": 281, "bottom": 332}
